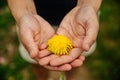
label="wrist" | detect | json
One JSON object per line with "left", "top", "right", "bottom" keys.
{"left": 15, "top": 10, "right": 36, "bottom": 22}
{"left": 81, "top": 4, "right": 99, "bottom": 13}
{"left": 77, "top": 4, "right": 99, "bottom": 14}
{"left": 14, "top": 10, "right": 37, "bottom": 25}
{"left": 7, "top": 0, "right": 37, "bottom": 25}
{"left": 77, "top": 0, "right": 102, "bottom": 13}
{"left": 82, "top": 4, "right": 97, "bottom": 12}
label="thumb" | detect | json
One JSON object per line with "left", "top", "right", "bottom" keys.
{"left": 29, "top": 43, "right": 39, "bottom": 58}
{"left": 82, "top": 20, "right": 99, "bottom": 51}
{"left": 20, "top": 30, "right": 39, "bottom": 58}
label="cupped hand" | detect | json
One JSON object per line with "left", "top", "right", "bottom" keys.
{"left": 18, "top": 13, "right": 55, "bottom": 59}
{"left": 39, "top": 6, "right": 99, "bottom": 69}
{"left": 18, "top": 13, "right": 82, "bottom": 71}
{"left": 57, "top": 6, "right": 99, "bottom": 50}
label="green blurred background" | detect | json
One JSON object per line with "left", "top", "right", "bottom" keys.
{"left": 0, "top": 0, "right": 120, "bottom": 80}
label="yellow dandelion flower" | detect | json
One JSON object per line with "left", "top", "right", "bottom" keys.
{"left": 48, "top": 35, "right": 73, "bottom": 55}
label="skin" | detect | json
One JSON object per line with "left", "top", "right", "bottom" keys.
{"left": 38, "top": 5, "right": 99, "bottom": 70}
{"left": 18, "top": 13, "right": 55, "bottom": 58}
{"left": 7, "top": 0, "right": 102, "bottom": 79}
{"left": 38, "top": 1, "right": 102, "bottom": 71}
{"left": 52, "top": 6, "right": 99, "bottom": 66}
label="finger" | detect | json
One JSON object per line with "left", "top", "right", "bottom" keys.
{"left": 79, "top": 55, "right": 85, "bottom": 61}
{"left": 21, "top": 30, "right": 39, "bottom": 58}
{"left": 38, "top": 55, "right": 58, "bottom": 66}
{"left": 44, "top": 64, "right": 72, "bottom": 71}
{"left": 39, "top": 49, "right": 51, "bottom": 58}
{"left": 82, "top": 20, "right": 99, "bottom": 51}
{"left": 71, "top": 59, "right": 83, "bottom": 67}
{"left": 70, "top": 55, "right": 85, "bottom": 67}
{"left": 50, "top": 48, "right": 82, "bottom": 66}
{"left": 39, "top": 42, "right": 48, "bottom": 50}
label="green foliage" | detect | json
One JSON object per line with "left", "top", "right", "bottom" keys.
{"left": 0, "top": 52, "right": 35, "bottom": 80}
{"left": 0, "top": 10, "right": 15, "bottom": 30}
{"left": 0, "top": 0, "right": 120, "bottom": 80}
{"left": 85, "top": 0, "right": 120, "bottom": 80}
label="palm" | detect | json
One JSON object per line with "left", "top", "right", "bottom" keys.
{"left": 57, "top": 7, "right": 86, "bottom": 48}
{"left": 57, "top": 6, "right": 99, "bottom": 48}
{"left": 34, "top": 15, "right": 55, "bottom": 50}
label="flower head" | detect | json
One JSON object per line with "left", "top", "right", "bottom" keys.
{"left": 48, "top": 35, "right": 73, "bottom": 55}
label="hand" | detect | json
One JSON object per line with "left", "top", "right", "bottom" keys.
{"left": 39, "top": 48, "right": 85, "bottom": 71}
{"left": 18, "top": 13, "right": 55, "bottom": 59}
{"left": 57, "top": 6, "right": 99, "bottom": 50}
{"left": 42, "top": 6, "right": 99, "bottom": 68}
{"left": 18, "top": 13, "right": 78, "bottom": 71}
{"left": 18, "top": 14, "right": 77, "bottom": 71}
